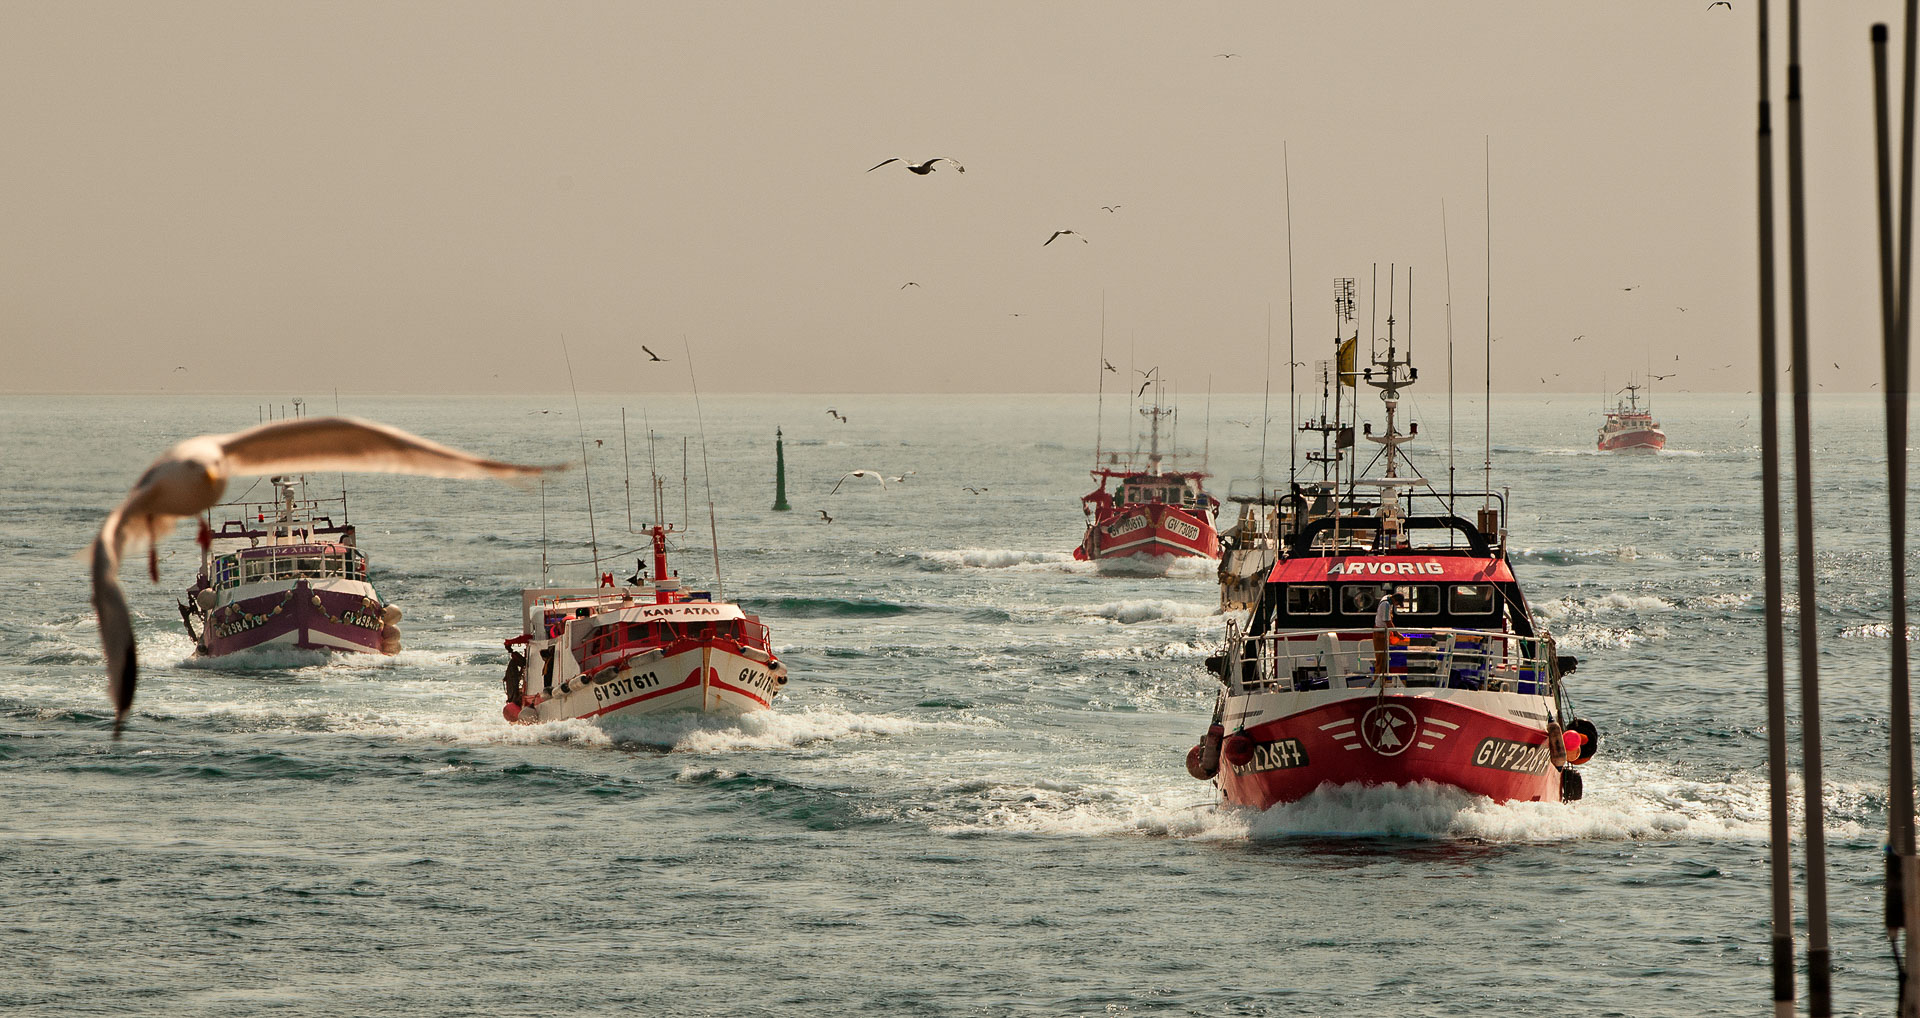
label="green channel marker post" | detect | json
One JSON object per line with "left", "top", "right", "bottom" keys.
{"left": 773, "top": 426, "right": 791, "bottom": 511}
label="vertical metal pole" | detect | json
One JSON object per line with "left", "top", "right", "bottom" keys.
{"left": 1786, "top": 2, "right": 1832, "bottom": 1012}
{"left": 1755, "top": 2, "right": 1796, "bottom": 1013}
{"left": 1875, "top": 13, "right": 1920, "bottom": 1015}
{"left": 1897, "top": 0, "right": 1920, "bottom": 1003}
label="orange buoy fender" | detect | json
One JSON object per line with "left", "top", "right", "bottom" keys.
{"left": 502, "top": 702, "right": 522, "bottom": 723}
{"left": 1222, "top": 732, "right": 1256, "bottom": 768}
{"left": 1569, "top": 718, "right": 1600, "bottom": 765}
{"left": 1200, "top": 723, "right": 1224, "bottom": 773}
{"left": 1185, "top": 745, "right": 1212, "bottom": 780}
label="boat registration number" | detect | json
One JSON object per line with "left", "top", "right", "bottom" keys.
{"left": 1106, "top": 515, "right": 1148, "bottom": 537}
{"left": 1472, "top": 737, "right": 1551, "bottom": 774}
{"left": 1231, "top": 738, "right": 1309, "bottom": 774}
{"left": 594, "top": 670, "right": 661, "bottom": 703}
{"left": 1165, "top": 517, "right": 1201, "bottom": 542}
{"left": 736, "top": 666, "right": 779, "bottom": 697}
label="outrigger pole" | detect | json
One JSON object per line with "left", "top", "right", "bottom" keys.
{"left": 1443, "top": 199, "right": 1457, "bottom": 513}
{"left": 1096, "top": 289, "right": 1107, "bottom": 466}
{"left": 1483, "top": 138, "right": 1494, "bottom": 510}
{"left": 1785, "top": 1, "right": 1834, "bottom": 1012}
{"left": 561, "top": 336, "right": 601, "bottom": 578}
{"left": 1872, "top": 9, "right": 1920, "bottom": 1011}
{"left": 1285, "top": 141, "right": 1298, "bottom": 496}
{"left": 683, "top": 339, "right": 724, "bottom": 602}
{"left": 1753, "top": 1, "right": 1794, "bottom": 1013}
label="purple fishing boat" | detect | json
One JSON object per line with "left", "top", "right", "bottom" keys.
{"left": 179, "top": 476, "right": 402, "bottom": 659}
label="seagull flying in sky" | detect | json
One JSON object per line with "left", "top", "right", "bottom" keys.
{"left": 817, "top": 509, "right": 833, "bottom": 523}
{"left": 1103, "top": 359, "right": 1117, "bottom": 373}
{"left": 868, "top": 157, "right": 965, "bottom": 175}
{"left": 1708, "top": 1, "right": 1731, "bottom": 9}
{"left": 1044, "top": 230, "right": 1087, "bottom": 246}
{"left": 830, "top": 470, "right": 888, "bottom": 494}
{"left": 1101, "top": 205, "right": 1123, "bottom": 213}
{"left": 827, "top": 409, "right": 847, "bottom": 423}
{"left": 641, "top": 345, "right": 667, "bottom": 362}
{"left": 1650, "top": 373, "right": 1675, "bottom": 381}
{"left": 1137, "top": 379, "right": 1153, "bottom": 398}
{"left": 901, "top": 282, "right": 920, "bottom": 289}
{"left": 90, "top": 417, "right": 557, "bottom": 737}
{"left": 963, "top": 487, "right": 989, "bottom": 494}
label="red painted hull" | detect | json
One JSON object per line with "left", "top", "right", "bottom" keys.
{"left": 1078, "top": 502, "right": 1219, "bottom": 561}
{"left": 1597, "top": 428, "right": 1665, "bottom": 452}
{"left": 1216, "top": 690, "right": 1563, "bottom": 807}
{"left": 200, "top": 581, "right": 390, "bottom": 657}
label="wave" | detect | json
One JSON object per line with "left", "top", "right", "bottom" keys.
{"left": 1514, "top": 546, "right": 1661, "bottom": 566}
{"left": 740, "top": 596, "right": 917, "bottom": 618}
{"left": 907, "top": 548, "right": 1085, "bottom": 572}
{"left": 1840, "top": 623, "right": 1916, "bottom": 640}
{"left": 1073, "top": 599, "right": 1219, "bottom": 625}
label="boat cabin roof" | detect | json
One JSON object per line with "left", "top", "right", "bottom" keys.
{"left": 520, "top": 586, "right": 742, "bottom": 634}
{"left": 1268, "top": 553, "right": 1516, "bottom": 586}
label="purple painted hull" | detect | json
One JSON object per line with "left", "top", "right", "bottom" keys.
{"left": 200, "top": 582, "right": 389, "bottom": 658}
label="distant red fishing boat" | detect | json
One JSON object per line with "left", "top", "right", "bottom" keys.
{"left": 1075, "top": 387, "right": 1220, "bottom": 564}
{"left": 1597, "top": 381, "right": 1666, "bottom": 452}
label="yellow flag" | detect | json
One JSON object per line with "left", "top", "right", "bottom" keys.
{"left": 1337, "top": 336, "right": 1358, "bottom": 387}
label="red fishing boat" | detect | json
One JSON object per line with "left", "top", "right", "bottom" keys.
{"left": 1597, "top": 381, "right": 1666, "bottom": 452}
{"left": 179, "top": 476, "right": 402, "bottom": 658}
{"left": 1186, "top": 272, "right": 1598, "bottom": 807}
{"left": 1075, "top": 389, "right": 1220, "bottom": 564}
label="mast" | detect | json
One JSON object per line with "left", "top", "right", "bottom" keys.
{"left": 1095, "top": 290, "right": 1107, "bottom": 467}
{"left": 1284, "top": 141, "right": 1298, "bottom": 495}
{"left": 1483, "top": 137, "right": 1493, "bottom": 508}
{"left": 684, "top": 341, "right": 724, "bottom": 601}
{"left": 1444, "top": 199, "right": 1457, "bottom": 510}
{"left": 560, "top": 337, "right": 599, "bottom": 577}
{"left": 1785, "top": 2, "right": 1833, "bottom": 1011}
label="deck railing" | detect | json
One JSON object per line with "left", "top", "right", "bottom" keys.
{"left": 1225, "top": 623, "right": 1557, "bottom": 697}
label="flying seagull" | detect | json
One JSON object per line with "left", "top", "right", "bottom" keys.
{"left": 1044, "top": 230, "right": 1087, "bottom": 246}
{"left": 1103, "top": 359, "right": 1117, "bottom": 373}
{"left": 1650, "top": 373, "right": 1675, "bottom": 381}
{"left": 1708, "top": 1, "right": 1731, "bottom": 9}
{"left": 90, "top": 417, "right": 558, "bottom": 737}
{"left": 641, "top": 345, "right": 667, "bottom": 362}
{"left": 963, "top": 486, "right": 989, "bottom": 494}
{"left": 830, "top": 469, "right": 888, "bottom": 494}
{"left": 1137, "top": 379, "right": 1153, "bottom": 398}
{"left": 817, "top": 509, "right": 833, "bottom": 523}
{"left": 901, "top": 282, "right": 920, "bottom": 289}
{"left": 1101, "top": 206, "right": 1123, "bottom": 213}
{"left": 827, "top": 409, "right": 847, "bottom": 423}
{"left": 1215, "top": 53, "right": 1238, "bottom": 58}
{"left": 1572, "top": 335, "right": 1584, "bottom": 342}
{"left": 868, "top": 157, "right": 965, "bottom": 175}
{"left": 173, "top": 366, "right": 187, "bottom": 372}
{"left": 1135, "top": 366, "right": 1159, "bottom": 378}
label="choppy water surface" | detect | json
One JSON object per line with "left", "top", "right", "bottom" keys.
{"left": 0, "top": 392, "right": 1910, "bottom": 1016}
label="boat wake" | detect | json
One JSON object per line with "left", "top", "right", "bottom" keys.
{"left": 906, "top": 548, "right": 1089, "bottom": 572}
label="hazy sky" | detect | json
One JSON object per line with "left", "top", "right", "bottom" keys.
{"left": 0, "top": 2, "right": 1909, "bottom": 394}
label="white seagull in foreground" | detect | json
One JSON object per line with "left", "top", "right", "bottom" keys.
{"left": 91, "top": 417, "right": 560, "bottom": 738}
{"left": 829, "top": 469, "right": 889, "bottom": 494}
{"left": 868, "top": 157, "right": 965, "bottom": 175}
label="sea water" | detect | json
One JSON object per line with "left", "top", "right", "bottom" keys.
{"left": 0, "top": 392, "right": 1909, "bottom": 1016}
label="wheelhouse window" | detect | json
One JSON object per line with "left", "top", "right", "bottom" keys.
{"left": 1339, "top": 584, "right": 1392, "bottom": 616}
{"left": 1285, "top": 585, "right": 1332, "bottom": 616}
{"left": 1393, "top": 584, "right": 1441, "bottom": 615}
{"left": 1450, "top": 584, "right": 1496, "bottom": 615}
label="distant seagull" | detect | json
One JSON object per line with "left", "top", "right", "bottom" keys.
{"left": 1676, "top": 306, "right": 1689, "bottom": 312}
{"left": 1101, "top": 205, "right": 1123, "bottom": 213}
{"left": 528, "top": 410, "right": 562, "bottom": 415}
{"left": 90, "top": 417, "right": 557, "bottom": 737}
{"left": 1044, "top": 230, "right": 1087, "bottom": 246}
{"left": 817, "top": 509, "right": 833, "bottom": 523}
{"left": 830, "top": 469, "right": 888, "bottom": 494}
{"left": 173, "top": 366, "right": 187, "bottom": 372}
{"left": 1834, "top": 361, "right": 1842, "bottom": 369}
{"left": 594, "top": 439, "right": 604, "bottom": 447}
{"left": 1225, "top": 418, "right": 1252, "bottom": 428}
{"left": 1622, "top": 285, "right": 1639, "bottom": 291}
{"left": 1103, "top": 359, "right": 1117, "bottom": 373}
{"left": 1135, "top": 366, "right": 1159, "bottom": 378}
{"left": 641, "top": 345, "right": 667, "bottom": 362}
{"left": 1137, "top": 379, "right": 1153, "bottom": 398}
{"left": 868, "top": 157, "right": 964, "bottom": 175}
{"left": 1008, "top": 313, "right": 1026, "bottom": 317}
{"left": 1708, "top": 1, "right": 1731, "bottom": 9}
{"left": 901, "top": 282, "right": 920, "bottom": 289}
{"left": 1572, "top": 335, "right": 1584, "bottom": 342}
{"left": 1215, "top": 53, "right": 1238, "bottom": 58}
{"left": 827, "top": 409, "right": 847, "bottom": 423}
{"left": 963, "top": 486, "right": 989, "bottom": 494}
{"left": 1650, "top": 373, "right": 1675, "bottom": 381}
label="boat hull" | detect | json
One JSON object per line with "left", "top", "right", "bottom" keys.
{"left": 1078, "top": 502, "right": 1219, "bottom": 561}
{"left": 513, "top": 644, "right": 779, "bottom": 724}
{"left": 1597, "top": 427, "right": 1666, "bottom": 452}
{"left": 198, "top": 581, "right": 392, "bottom": 657}
{"left": 1215, "top": 687, "right": 1564, "bottom": 807}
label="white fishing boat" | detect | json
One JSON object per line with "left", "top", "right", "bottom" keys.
{"left": 501, "top": 523, "right": 786, "bottom": 724}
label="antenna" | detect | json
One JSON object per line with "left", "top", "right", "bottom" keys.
{"left": 1443, "top": 199, "right": 1457, "bottom": 512}
{"left": 560, "top": 336, "right": 600, "bottom": 576}
{"left": 1096, "top": 290, "right": 1107, "bottom": 465}
{"left": 683, "top": 339, "right": 724, "bottom": 601}
{"left": 1483, "top": 137, "right": 1494, "bottom": 509}
{"left": 622, "top": 408, "right": 634, "bottom": 533}
{"left": 1784, "top": 3, "right": 1833, "bottom": 1012}
{"left": 1873, "top": 11, "right": 1919, "bottom": 1005}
